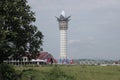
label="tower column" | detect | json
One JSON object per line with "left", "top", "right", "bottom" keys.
{"left": 60, "top": 30, "right": 67, "bottom": 59}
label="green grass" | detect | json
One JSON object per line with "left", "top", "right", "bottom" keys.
{"left": 14, "top": 65, "right": 120, "bottom": 80}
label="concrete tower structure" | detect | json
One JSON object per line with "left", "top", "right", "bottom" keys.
{"left": 56, "top": 11, "right": 71, "bottom": 60}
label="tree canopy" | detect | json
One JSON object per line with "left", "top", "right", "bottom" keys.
{"left": 0, "top": 0, "right": 43, "bottom": 63}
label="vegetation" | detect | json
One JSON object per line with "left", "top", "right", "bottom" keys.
{"left": 14, "top": 65, "right": 120, "bottom": 80}
{"left": 0, "top": 64, "right": 17, "bottom": 80}
{"left": 0, "top": 0, "right": 43, "bottom": 63}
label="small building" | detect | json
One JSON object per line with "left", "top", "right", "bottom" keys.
{"left": 37, "top": 52, "right": 56, "bottom": 64}
{"left": 4, "top": 51, "right": 55, "bottom": 65}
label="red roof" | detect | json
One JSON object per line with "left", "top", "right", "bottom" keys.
{"left": 37, "top": 52, "right": 53, "bottom": 60}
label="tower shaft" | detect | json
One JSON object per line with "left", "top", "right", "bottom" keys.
{"left": 60, "top": 30, "right": 67, "bottom": 59}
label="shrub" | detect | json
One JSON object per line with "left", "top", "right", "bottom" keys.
{"left": 0, "top": 64, "right": 17, "bottom": 80}
{"left": 48, "top": 65, "right": 75, "bottom": 80}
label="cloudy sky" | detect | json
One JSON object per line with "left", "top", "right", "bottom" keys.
{"left": 27, "top": 0, "right": 120, "bottom": 60}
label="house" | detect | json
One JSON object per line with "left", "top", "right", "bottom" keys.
{"left": 4, "top": 51, "right": 55, "bottom": 65}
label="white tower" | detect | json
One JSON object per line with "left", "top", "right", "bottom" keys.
{"left": 56, "top": 11, "right": 71, "bottom": 60}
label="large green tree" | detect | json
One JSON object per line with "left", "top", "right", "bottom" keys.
{"left": 0, "top": 0, "right": 43, "bottom": 63}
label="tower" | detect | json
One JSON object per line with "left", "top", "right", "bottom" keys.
{"left": 56, "top": 11, "right": 71, "bottom": 61}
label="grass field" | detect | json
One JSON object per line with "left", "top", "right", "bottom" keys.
{"left": 15, "top": 65, "right": 120, "bottom": 80}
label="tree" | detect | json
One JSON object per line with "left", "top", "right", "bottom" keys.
{"left": 0, "top": 0, "right": 43, "bottom": 63}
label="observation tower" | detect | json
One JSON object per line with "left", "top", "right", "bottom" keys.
{"left": 56, "top": 11, "right": 71, "bottom": 62}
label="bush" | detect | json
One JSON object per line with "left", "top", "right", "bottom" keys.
{"left": 48, "top": 65, "right": 76, "bottom": 80}
{"left": 0, "top": 64, "right": 17, "bottom": 80}
{"left": 18, "top": 65, "right": 76, "bottom": 80}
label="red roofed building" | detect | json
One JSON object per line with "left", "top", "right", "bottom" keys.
{"left": 37, "top": 52, "right": 56, "bottom": 64}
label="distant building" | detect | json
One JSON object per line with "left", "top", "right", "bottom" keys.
{"left": 78, "top": 59, "right": 120, "bottom": 66}
{"left": 4, "top": 51, "right": 55, "bottom": 65}
{"left": 37, "top": 52, "right": 56, "bottom": 64}
{"left": 37, "top": 52, "right": 53, "bottom": 60}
